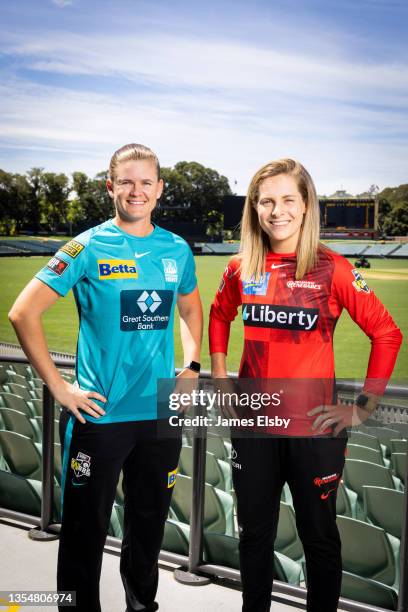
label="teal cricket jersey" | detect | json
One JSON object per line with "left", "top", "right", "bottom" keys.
{"left": 35, "top": 219, "right": 197, "bottom": 423}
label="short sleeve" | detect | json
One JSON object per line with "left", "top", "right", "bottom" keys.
{"left": 178, "top": 245, "right": 197, "bottom": 295}
{"left": 35, "top": 235, "right": 89, "bottom": 297}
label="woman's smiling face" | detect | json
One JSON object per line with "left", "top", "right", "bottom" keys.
{"left": 255, "top": 173, "right": 306, "bottom": 253}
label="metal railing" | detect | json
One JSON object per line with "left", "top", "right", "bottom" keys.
{"left": 0, "top": 350, "right": 407, "bottom": 612}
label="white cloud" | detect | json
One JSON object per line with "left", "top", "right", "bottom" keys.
{"left": 51, "top": 0, "right": 73, "bottom": 7}
{"left": 0, "top": 26, "right": 407, "bottom": 194}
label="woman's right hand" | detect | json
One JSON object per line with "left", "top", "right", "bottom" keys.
{"left": 52, "top": 380, "right": 107, "bottom": 424}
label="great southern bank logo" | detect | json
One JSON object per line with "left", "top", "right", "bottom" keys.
{"left": 137, "top": 290, "right": 162, "bottom": 313}
{"left": 121, "top": 289, "right": 173, "bottom": 331}
{"left": 98, "top": 259, "right": 138, "bottom": 280}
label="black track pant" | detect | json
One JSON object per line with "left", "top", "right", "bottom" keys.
{"left": 58, "top": 411, "right": 181, "bottom": 612}
{"left": 231, "top": 436, "right": 347, "bottom": 612}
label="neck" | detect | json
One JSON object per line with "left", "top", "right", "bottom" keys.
{"left": 113, "top": 215, "right": 154, "bottom": 237}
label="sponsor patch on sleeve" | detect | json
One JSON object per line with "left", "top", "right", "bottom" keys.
{"left": 167, "top": 467, "right": 178, "bottom": 488}
{"left": 60, "top": 239, "right": 85, "bottom": 259}
{"left": 47, "top": 256, "right": 70, "bottom": 276}
{"left": 351, "top": 269, "right": 370, "bottom": 293}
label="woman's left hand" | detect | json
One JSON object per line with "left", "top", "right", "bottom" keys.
{"left": 307, "top": 401, "right": 369, "bottom": 436}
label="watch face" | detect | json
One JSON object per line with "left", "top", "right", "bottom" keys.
{"left": 187, "top": 361, "right": 201, "bottom": 373}
{"left": 356, "top": 394, "right": 369, "bottom": 407}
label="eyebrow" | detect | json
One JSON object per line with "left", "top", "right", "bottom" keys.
{"left": 260, "top": 194, "right": 297, "bottom": 199}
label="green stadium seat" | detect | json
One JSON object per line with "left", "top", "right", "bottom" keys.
{"left": 390, "top": 423, "right": 408, "bottom": 437}
{"left": 390, "top": 439, "right": 407, "bottom": 454}
{"left": 34, "top": 416, "right": 60, "bottom": 443}
{"left": 275, "top": 502, "right": 304, "bottom": 564}
{"left": 171, "top": 474, "right": 234, "bottom": 536}
{"left": 30, "top": 398, "right": 43, "bottom": 416}
{"left": 202, "top": 532, "right": 302, "bottom": 586}
{"left": 29, "top": 378, "right": 44, "bottom": 391}
{"left": 6, "top": 371, "right": 27, "bottom": 385}
{"left": 108, "top": 503, "right": 124, "bottom": 539}
{"left": 0, "top": 431, "right": 42, "bottom": 480}
{"left": 9, "top": 363, "right": 31, "bottom": 378}
{"left": 179, "top": 446, "right": 231, "bottom": 492}
{"left": 0, "top": 367, "right": 7, "bottom": 386}
{"left": 343, "top": 459, "right": 399, "bottom": 503}
{"left": 162, "top": 519, "right": 190, "bottom": 555}
{"left": 363, "top": 486, "right": 404, "bottom": 540}
{"left": 341, "top": 571, "right": 398, "bottom": 610}
{"left": 346, "top": 443, "right": 385, "bottom": 466}
{"left": 337, "top": 516, "right": 397, "bottom": 587}
{"left": 391, "top": 452, "right": 407, "bottom": 486}
{"left": 348, "top": 431, "right": 382, "bottom": 453}
{"left": 206, "top": 435, "right": 229, "bottom": 461}
{"left": 0, "top": 408, "right": 40, "bottom": 442}
{"left": 0, "top": 469, "right": 41, "bottom": 516}
{"left": 5, "top": 383, "right": 33, "bottom": 402}
{"left": 363, "top": 427, "right": 402, "bottom": 457}
{"left": 336, "top": 481, "right": 356, "bottom": 517}
{"left": 0, "top": 393, "right": 33, "bottom": 417}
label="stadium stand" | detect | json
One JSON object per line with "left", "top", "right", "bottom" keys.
{"left": 325, "top": 243, "right": 370, "bottom": 257}
{"left": 363, "top": 244, "right": 402, "bottom": 257}
{"left": 0, "top": 239, "right": 65, "bottom": 257}
{"left": 391, "top": 243, "right": 408, "bottom": 258}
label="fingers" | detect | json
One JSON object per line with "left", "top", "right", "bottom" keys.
{"left": 67, "top": 407, "right": 86, "bottom": 424}
{"left": 87, "top": 391, "right": 107, "bottom": 403}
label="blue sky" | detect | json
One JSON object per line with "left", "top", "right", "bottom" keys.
{"left": 0, "top": 0, "right": 407, "bottom": 195}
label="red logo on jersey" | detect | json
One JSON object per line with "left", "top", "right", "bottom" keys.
{"left": 47, "top": 256, "right": 69, "bottom": 276}
{"left": 313, "top": 473, "right": 340, "bottom": 500}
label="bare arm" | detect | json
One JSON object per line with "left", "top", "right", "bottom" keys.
{"left": 176, "top": 286, "right": 203, "bottom": 378}
{"left": 8, "top": 278, "right": 106, "bottom": 423}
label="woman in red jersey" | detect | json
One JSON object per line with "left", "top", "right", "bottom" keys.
{"left": 209, "top": 159, "right": 402, "bottom": 612}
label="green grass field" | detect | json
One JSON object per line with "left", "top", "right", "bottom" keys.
{"left": 0, "top": 256, "right": 406, "bottom": 380}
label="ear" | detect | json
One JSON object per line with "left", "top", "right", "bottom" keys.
{"left": 157, "top": 178, "right": 164, "bottom": 200}
{"left": 106, "top": 179, "right": 114, "bottom": 199}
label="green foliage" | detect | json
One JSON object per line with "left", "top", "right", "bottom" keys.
{"left": 381, "top": 202, "right": 408, "bottom": 237}
{"left": 378, "top": 184, "right": 408, "bottom": 237}
{"left": 158, "top": 161, "right": 232, "bottom": 223}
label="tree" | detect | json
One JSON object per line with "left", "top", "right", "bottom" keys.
{"left": 381, "top": 202, "right": 408, "bottom": 237}
{"left": 26, "top": 168, "right": 44, "bottom": 232}
{"left": 72, "top": 171, "right": 113, "bottom": 227}
{"left": 41, "top": 172, "right": 71, "bottom": 231}
{"left": 158, "top": 161, "right": 232, "bottom": 224}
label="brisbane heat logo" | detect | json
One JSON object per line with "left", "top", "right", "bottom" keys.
{"left": 98, "top": 260, "right": 138, "bottom": 280}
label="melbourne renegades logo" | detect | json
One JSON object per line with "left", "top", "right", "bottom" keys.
{"left": 47, "top": 256, "right": 69, "bottom": 276}
{"left": 313, "top": 472, "right": 340, "bottom": 500}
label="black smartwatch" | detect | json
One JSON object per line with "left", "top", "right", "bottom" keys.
{"left": 355, "top": 393, "right": 369, "bottom": 408}
{"left": 184, "top": 361, "right": 201, "bottom": 373}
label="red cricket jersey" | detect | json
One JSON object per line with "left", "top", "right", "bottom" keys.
{"left": 209, "top": 248, "right": 402, "bottom": 434}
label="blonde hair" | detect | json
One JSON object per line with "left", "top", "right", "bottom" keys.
{"left": 109, "top": 143, "right": 160, "bottom": 181}
{"left": 239, "top": 158, "right": 322, "bottom": 281}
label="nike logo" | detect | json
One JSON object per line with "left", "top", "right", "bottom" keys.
{"left": 134, "top": 251, "right": 151, "bottom": 259}
{"left": 320, "top": 488, "right": 336, "bottom": 500}
{"left": 271, "top": 263, "right": 291, "bottom": 270}
{"left": 72, "top": 480, "right": 87, "bottom": 487}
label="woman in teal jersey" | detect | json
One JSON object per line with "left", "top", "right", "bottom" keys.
{"left": 9, "top": 143, "right": 203, "bottom": 612}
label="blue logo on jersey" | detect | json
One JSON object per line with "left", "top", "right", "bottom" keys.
{"left": 121, "top": 290, "right": 174, "bottom": 331}
{"left": 242, "top": 273, "right": 270, "bottom": 295}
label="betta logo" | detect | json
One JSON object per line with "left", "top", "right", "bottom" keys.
{"left": 98, "top": 260, "right": 138, "bottom": 280}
